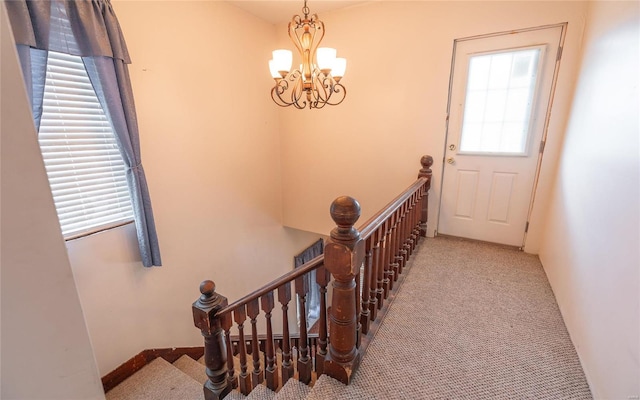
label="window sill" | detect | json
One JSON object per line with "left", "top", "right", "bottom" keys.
{"left": 64, "top": 220, "right": 135, "bottom": 241}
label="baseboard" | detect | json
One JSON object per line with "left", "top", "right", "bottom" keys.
{"left": 101, "top": 346, "right": 204, "bottom": 393}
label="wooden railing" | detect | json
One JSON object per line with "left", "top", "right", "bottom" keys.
{"left": 193, "top": 155, "right": 433, "bottom": 400}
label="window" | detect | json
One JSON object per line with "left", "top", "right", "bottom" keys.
{"left": 38, "top": 51, "right": 134, "bottom": 239}
{"left": 294, "top": 239, "right": 324, "bottom": 331}
{"left": 460, "top": 47, "right": 542, "bottom": 154}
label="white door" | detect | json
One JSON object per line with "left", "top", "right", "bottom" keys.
{"left": 438, "top": 26, "right": 564, "bottom": 247}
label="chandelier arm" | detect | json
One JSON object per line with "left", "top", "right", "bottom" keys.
{"left": 326, "top": 82, "right": 346, "bottom": 106}
{"left": 271, "top": 79, "right": 291, "bottom": 107}
{"left": 289, "top": 18, "right": 305, "bottom": 56}
{"left": 271, "top": 70, "right": 308, "bottom": 109}
{"left": 307, "top": 16, "right": 324, "bottom": 66}
{"left": 314, "top": 72, "right": 331, "bottom": 103}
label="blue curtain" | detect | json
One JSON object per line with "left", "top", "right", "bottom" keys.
{"left": 6, "top": 0, "right": 161, "bottom": 267}
{"left": 83, "top": 56, "right": 161, "bottom": 267}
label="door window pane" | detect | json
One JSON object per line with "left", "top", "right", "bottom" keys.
{"left": 459, "top": 48, "right": 541, "bottom": 154}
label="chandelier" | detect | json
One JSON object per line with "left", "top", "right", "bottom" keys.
{"left": 268, "top": 0, "right": 347, "bottom": 109}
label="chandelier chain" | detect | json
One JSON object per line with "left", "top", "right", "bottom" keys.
{"left": 302, "top": 0, "right": 309, "bottom": 17}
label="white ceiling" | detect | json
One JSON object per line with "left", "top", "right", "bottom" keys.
{"left": 226, "top": 1, "right": 369, "bottom": 25}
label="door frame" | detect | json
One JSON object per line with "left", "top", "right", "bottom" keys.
{"left": 437, "top": 23, "right": 568, "bottom": 249}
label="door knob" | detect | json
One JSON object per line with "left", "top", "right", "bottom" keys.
{"left": 449, "top": 144, "right": 456, "bottom": 151}
{"left": 447, "top": 157, "right": 455, "bottom": 164}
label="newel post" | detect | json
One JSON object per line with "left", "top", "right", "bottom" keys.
{"left": 323, "top": 196, "right": 365, "bottom": 384}
{"left": 193, "top": 280, "right": 231, "bottom": 400}
{"left": 418, "top": 155, "right": 433, "bottom": 237}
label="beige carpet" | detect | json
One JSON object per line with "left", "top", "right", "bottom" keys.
{"left": 308, "top": 236, "right": 592, "bottom": 399}
{"left": 106, "top": 236, "right": 592, "bottom": 399}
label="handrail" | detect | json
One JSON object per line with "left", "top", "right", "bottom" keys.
{"left": 358, "top": 177, "right": 427, "bottom": 240}
{"left": 216, "top": 254, "right": 324, "bottom": 317}
{"left": 218, "top": 176, "right": 427, "bottom": 318}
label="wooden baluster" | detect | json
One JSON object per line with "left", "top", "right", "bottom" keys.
{"left": 395, "top": 211, "right": 402, "bottom": 283}
{"left": 419, "top": 155, "right": 433, "bottom": 237}
{"left": 233, "top": 307, "right": 251, "bottom": 395}
{"left": 406, "top": 199, "right": 415, "bottom": 266}
{"left": 395, "top": 205, "right": 404, "bottom": 271}
{"left": 221, "top": 313, "right": 238, "bottom": 389}
{"left": 355, "top": 257, "right": 362, "bottom": 349}
{"left": 401, "top": 200, "right": 415, "bottom": 263}
{"left": 376, "top": 226, "right": 386, "bottom": 307}
{"left": 384, "top": 217, "right": 395, "bottom": 298}
{"left": 316, "top": 264, "right": 331, "bottom": 375}
{"left": 405, "top": 196, "right": 413, "bottom": 259}
{"left": 410, "top": 193, "right": 418, "bottom": 249}
{"left": 247, "top": 298, "right": 263, "bottom": 389}
{"left": 394, "top": 208, "right": 404, "bottom": 282}
{"left": 360, "top": 237, "right": 372, "bottom": 334}
{"left": 402, "top": 201, "right": 411, "bottom": 270}
{"left": 408, "top": 193, "right": 417, "bottom": 250}
{"left": 192, "top": 281, "right": 231, "bottom": 400}
{"left": 387, "top": 211, "right": 399, "bottom": 290}
{"left": 387, "top": 214, "right": 398, "bottom": 291}
{"left": 380, "top": 219, "right": 391, "bottom": 299}
{"left": 369, "top": 230, "right": 380, "bottom": 319}
{"left": 261, "top": 292, "right": 278, "bottom": 391}
{"left": 414, "top": 190, "right": 422, "bottom": 242}
{"left": 278, "top": 283, "right": 294, "bottom": 384}
{"left": 408, "top": 194, "right": 418, "bottom": 253}
{"left": 295, "top": 273, "right": 312, "bottom": 384}
{"left": 324, "top": 196, "right": 364, "bottom": 384}
{"left": 413, "top": 191, "right": 421, "bottom": 246}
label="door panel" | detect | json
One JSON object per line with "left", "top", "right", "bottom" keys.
{"left": 454, "top": 170, "right": 479, "bottom": 219}
{"left": 487, "top": 172, "right": 516, "bottom": 223}
{"left": 439, "top": 26, "right": 563, "bottom": 247}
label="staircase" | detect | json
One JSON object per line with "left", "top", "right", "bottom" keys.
{"left": 105, "top": 354, "right": 342, "bottom": 400}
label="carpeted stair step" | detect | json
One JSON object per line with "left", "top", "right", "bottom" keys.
{"left": 304, "top": 375, "right": 346, "bottom": 400}
{"left": 105, "top": 358, "right": 203, "bottom": 400}
{"left": 274, "top": 378, "right": 312, "bottom": 400}
{"left": 245, "top": 384, "right": 276, "bottom": 400}
{"left": 173, "top": 355, "right": 208, "bottom": 384}
{"left": 223, "top": 391, "right": 248, "bottom": 400}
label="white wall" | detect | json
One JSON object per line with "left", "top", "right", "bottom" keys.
{"left": 66, "top": 1, "right": 319, "bottom": 376}
{"left": 277, "top": 1, "right": 588, "bottom": 253}
{"left": 0, "top": 3, "right": 105, "bottom": 398}
{"left": 539, "top": 1, "right": 640, "bottom": 398}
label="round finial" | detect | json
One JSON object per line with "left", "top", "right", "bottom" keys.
{"left": 330, "top": 196, "right": 361, "bottom": 242}
{"left": 200, "top": 280, "right": 216, "bottom": 297}
{"left": 420, "top": 155, "right": 433, "bottom": 169}
{"left": 419, "top": 155, "right": 434, "bottom": 178}
{"left": 330, "top": 196, "right": 361, "bottom": 227}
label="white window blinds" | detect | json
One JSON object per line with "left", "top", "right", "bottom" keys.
{"left": 39, "top": 51, "right": 134, "bottom": 238}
